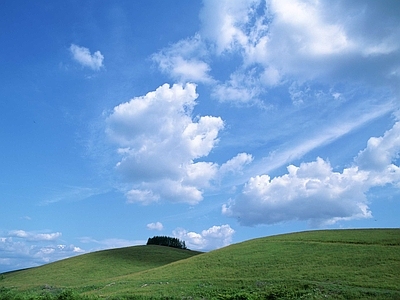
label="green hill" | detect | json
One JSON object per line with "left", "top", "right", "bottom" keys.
{"left": 0, "top": 245, "right": 201, "bottom": 289}
{"left": 1, "top": 229, "right": 400, "bottom": 299}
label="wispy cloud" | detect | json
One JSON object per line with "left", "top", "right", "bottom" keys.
{"left": 39, "top": 185, "right": 108, "bottom": 205}
{"left": 246, "top": 103, "right": 395, "bottom": 179}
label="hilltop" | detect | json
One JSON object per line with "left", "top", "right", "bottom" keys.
{"left": 1, "top": 228, "right": 399, "bottom": 299}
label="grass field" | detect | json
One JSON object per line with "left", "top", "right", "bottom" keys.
{"left": 1, "top": 228, "right": 399, "bottom": 299}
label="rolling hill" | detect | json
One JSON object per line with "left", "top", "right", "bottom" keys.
{"left": 1, "top": 229, "right": 399, "bottom": 299}
{"left": 0, "top": 245, "right": 201, "bottom": 289}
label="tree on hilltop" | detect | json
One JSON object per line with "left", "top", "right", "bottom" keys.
{"left": 146, "top": 236, "right": 187, "bottom": 250}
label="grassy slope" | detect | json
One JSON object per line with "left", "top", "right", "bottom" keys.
{"left": 1, "top": 229, "right": 400, "bottom": 299}
{"left": 94, "top": 229, "right": 400, "bottom": 298}
{"left": 0, "top": 245, "right": 201, "bottom": 290}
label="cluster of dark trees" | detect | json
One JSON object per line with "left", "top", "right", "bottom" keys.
{"left": 146, "top": 236, "right": 187, "bottom": 250}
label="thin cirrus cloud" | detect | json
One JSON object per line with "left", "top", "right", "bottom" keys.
{"left": 39, "top": 185, "right": 107, "bottom": 205}
{"left": 69, "top": 44, "right": 104, "bottom": 71}
{"left": 243, "top": 102, "right": 396, "bottom": 181}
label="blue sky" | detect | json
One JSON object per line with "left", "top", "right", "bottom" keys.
{"left": 1, "top": 0, "right": 399, "bottom": 272}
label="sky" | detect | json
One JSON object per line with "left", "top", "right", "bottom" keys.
{"left": 1, "top": 0, "right": 399, "bottom": 273}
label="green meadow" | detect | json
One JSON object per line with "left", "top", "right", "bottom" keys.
{"left": 1, "top": 229, "right": 399, "bottom": 299}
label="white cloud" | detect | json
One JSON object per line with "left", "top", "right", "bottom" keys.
{"left": 223, "top": 158, "right": 372, "bottom": 226}
{"left": 184, "top": 162, "right": 218, "bottom": 188}
{"left": 8, "top": 230, "right": 62, "bottom": 241}
{"left": 0, "top": 230, "right": 147, "bottom": 272}
{"left": 106, "top": 83, "right": 224, "bottom": 204}
{"left": 152, "top": 35, "right": 213, "bottom": 83}
{"left": 211, "top": 69, "right": 264, "bottom": 104}
{"left": 355, "top": 121, "right": 400, "bottom": 172}
{"left": 197, "top": 0, "right": 400, "bottom": 104}
{"left": 220, "top": 153, "right": 253, "bottom": 175}
{"left": 164, "top": 56, "right": 212, "bottom": 84}
{"left": 0, "top": 230, "right": 82, "bottom": 273}
{"left": 223, "top": 118, "right": 400, "bottom": 226}
{"left": 103, "top": 0, "right": 399, "bottom": 225}
{"left": 70, "top": 44, "right": 104, "bottom": 70}
{"left": 183, "top": 115, "right": 224, "bottom": 158}
{"left": 126, "top": 189, "right": 160, "bottom": 205}
{"left": 269, "top": 0, "right": 352, "bottom": 56}
{"left": 150, "top": 1, "right": 398, "bottom": 108}
{"left": 147, "top": 222, "right": 164, "bottom": 231}
{"left": 200, "top": 0, "right": 258, "bottom": 54}
{"left": 173, "top": 224, "right": 235, "bottom": 250}
{"left": 147, "top": 179, "right": 204, "bottom": 205}
{"left": 260, "top": 66, "right": 281, "bottom": 86}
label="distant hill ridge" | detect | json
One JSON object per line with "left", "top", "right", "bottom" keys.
{"left": 1, "top": 228, "right": 399, "bottom": 299}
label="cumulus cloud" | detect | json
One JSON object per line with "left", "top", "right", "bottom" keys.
{"left": 355, "top": 121, "right": 400, "bottom": 172}
{"left": 147, "top": 222, "right": 164, "bottom": 231}
{"left": 223, "top": 158, "right": 372, "bottom": 226}
{"left": 106, "top": 83, "right": 224, "bottom": 204}
{"left": 173, "top": 224, "right": 235, "bottom": 250}
{"left": 223, "top": 119, "right": 400, "bottom": 226}
{"left": 70, "top": 44, "right": 104, "bottom": 70}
